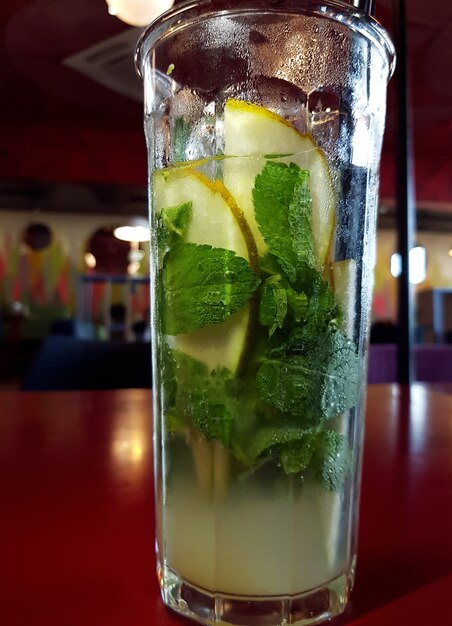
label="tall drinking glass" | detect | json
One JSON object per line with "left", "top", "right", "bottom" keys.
{"left": 136, "top": 1, "right": 394, "bottom": 624}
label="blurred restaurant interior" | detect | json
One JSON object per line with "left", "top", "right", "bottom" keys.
{"left": 0, "top": 0, "right": 451, "bottom": 390}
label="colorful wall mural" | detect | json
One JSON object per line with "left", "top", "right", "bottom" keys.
{"left": 0, "top": 210, "right": 150, "bottom": 337}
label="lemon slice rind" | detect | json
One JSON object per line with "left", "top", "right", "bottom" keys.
{"left": 223, "top": 99, "right": 335, "bottom": 266}
{"left": 153, "top": 166, "right": 257, "bottom": 372}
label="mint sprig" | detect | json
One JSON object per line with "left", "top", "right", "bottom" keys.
{"left": 158, "top": 157, "right": 361, "bottom": 493}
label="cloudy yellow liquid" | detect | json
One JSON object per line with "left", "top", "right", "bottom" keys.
{"left": 162, "top": 447, "right": 349, "bottom": 597}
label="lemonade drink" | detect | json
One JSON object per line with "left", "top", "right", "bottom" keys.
{"left": 153, "top": 100, "right": 360, "bottom": 616}
{"left": 136, "top": 2, "right": 395, "bottom": 624}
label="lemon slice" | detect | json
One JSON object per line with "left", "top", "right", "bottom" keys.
{"left": 223, "top": 99, "right": 335, "bottom": 266}
{"left": 332, "top": 258, "right": 357, "bottom": 339}
{"left": 153, "top": 167, "right": 258, "bottom": 372}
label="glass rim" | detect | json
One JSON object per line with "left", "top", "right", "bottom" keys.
{"left": 135, "top": 0, "right": 396, "bottom": 81}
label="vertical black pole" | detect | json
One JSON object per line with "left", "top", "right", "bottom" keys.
{"left": 394, "top": 0, "right": 416, "bottom": 385}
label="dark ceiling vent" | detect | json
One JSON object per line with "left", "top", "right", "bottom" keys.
{"left": 63, "top": 27, "right": 144, "bottom": 102}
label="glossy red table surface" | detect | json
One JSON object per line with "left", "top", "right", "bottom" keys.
{"left": 0, "top": 384, "right": 451, "bottom": 626}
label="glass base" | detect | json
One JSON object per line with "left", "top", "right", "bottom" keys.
{"left": 158, "top": 563, "right": 355, "bottom": 626}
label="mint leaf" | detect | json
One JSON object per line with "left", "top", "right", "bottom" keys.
{"left": 253, "top": 161, "right": 300, "bottom": 282}
{"left": 257, "top": 325, "right": 360, "bottom": 424}
{"left": 172, "top": 350, "right": 235, "bottom": 447}
{"left": 257, "top": 354, "right": 321, "bottom": 421}
{"left": 259, "top": 252, "right": 286, "bottom": 278}
{"left": 280, "top": 439, "right": 315, "bottom": 474}
{"left": 162, "top": 242, "right": 260, "bottom": 334}
{"left": 253, "top": 162, "right": 317, "bottom": 281}
{"left": 157, "top": 202, "right": 191, "bottom": 255}
{"left": 246, "top": 426, "right": 314, "bottom": 465}
{"left": 288, "top": 170, "right": 316, "bottom": 268}
{"left": 313, "top": 430, "right": 350, "bottom": 491}
{"left": 259, "top": 277, "right": 288, "bottom": 337}
{"left": 159, "top": 338, "right": 177, "bottom": 413}
{"left": 162, "top": 202, "right": 192, "bottom": 238}
{"left": 286, "top": 288, "right": 308, "bottom": 323}
{"left": 245, "top": 425, "right": 349, "bottom": 488}
{"left": 296, "top": 263, "right": 342, "bottom": 336}
{"left": 320, "top": 330, "right": 361, "bottom": 418}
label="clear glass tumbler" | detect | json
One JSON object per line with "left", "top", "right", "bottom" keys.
{"left": 135, "top": 1, "right": 395, "bottom": 624}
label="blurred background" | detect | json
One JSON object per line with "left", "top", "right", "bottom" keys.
{"left": 0, "top": 0, "right": 451, "bottom": 389}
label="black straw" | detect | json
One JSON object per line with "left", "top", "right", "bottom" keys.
{"left": 351, "top": 1, "right": 376, "bottom": 16}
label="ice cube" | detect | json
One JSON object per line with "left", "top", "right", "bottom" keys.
{"left": 219, "top": 75, "right": 308, "bottom": 132}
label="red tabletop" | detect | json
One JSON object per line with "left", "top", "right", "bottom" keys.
{"left": 0, "top": 384, "right": 451, "bottom": 626}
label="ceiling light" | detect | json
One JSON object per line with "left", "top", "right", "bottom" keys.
{"left": 448, "top": 247, "right": 452, "bottom": 257}
{"left": 105, "top": 0, "right": 174, "bottom": 27}
{"left": 390, "top": 246, "right": 426, "bottom": 285}
{"left": 114, "top": 217, "right": 150, "bottom": 242}
{"left": 114, "top": 225, "right": 150, "bottom": 242}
